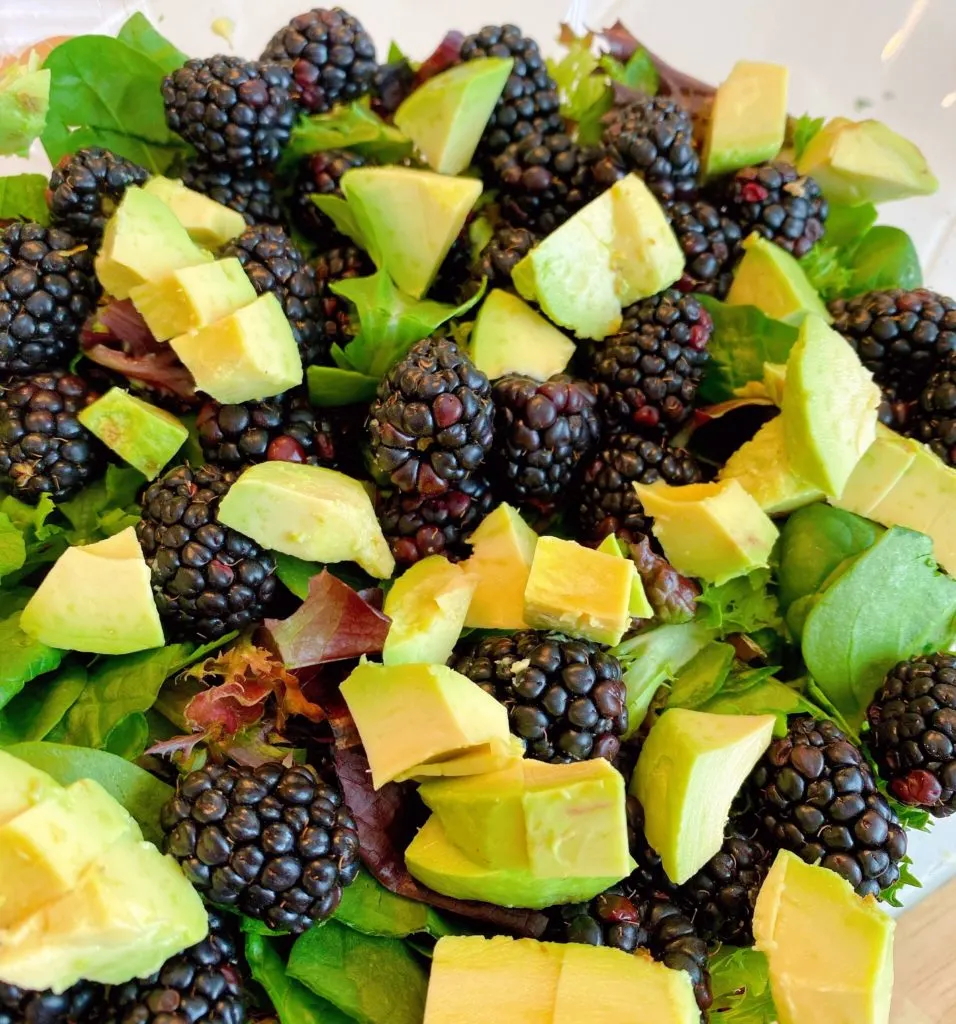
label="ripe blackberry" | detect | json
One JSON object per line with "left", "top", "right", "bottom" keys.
{"left": 746, "top": 714, "right": 907, "bottom": 898}
{"left": 221, "top": 225, "right": 324, "bottom": 365}
{"left": 46, "top": 147, "right": 149, "bottom": 241}
{"left": 912, "top": 369, "right": 956, "bottom": 465}
{"left": 312, "top": 244, "right": 374, "bottom": 355}
{"left": 451, "top": 631, "right": 628, "bottom": 763}
{"left": 182, "top": 160, "right": 282, "bottom": 226}
{"left": 261, "top": 7, "right": 378, "bottom": 113}
{"left": 474, "top": 224, "right": 537, "bottom": 291}
{"left": 0, "top": 371, "right": 103, "bottom": 504}
{"left": 162, "top": 56, "right": 297, "bottom": 170}
{"left": 866, "top": 653, "right": 956, "bottom": 818}
{"left": 0, "top": 981, "right": 104, "bottom": 1024}
{"left": 105, "top": 911, "right": 245, "bottom": 1024}
{"left": 716, "top": 161, "right": 827, "bottom": 258}
{"left": 459, "top": 25, "right": 563, "bottom": 162}
{"left": 602, "top": 96, "right": 700, "bottom": 203}
{"left": 584, "top": 290, "right": 713, "bottom": 437}
{"left": 367, "top": 336, "right": 494, "bottom": 496}
{"left": 292, "top": 149, "right": 366, "bottom": 243}
{"left": 490, "top": 374, "right": 600, "bottom": 506}
{"left": 666, "top": 198, "right": 744, "bottom": 299}
{"left": 136, "top": 463, "right": 278, "bottom": 641}
{"left": 0, "top": 222, "right": 99, "bottom": 374}
{"left": 376, "top": 474, "right": 495, "bottom": 568}
{"left": 160, "top": 761, "right": 360, "bottom": 934}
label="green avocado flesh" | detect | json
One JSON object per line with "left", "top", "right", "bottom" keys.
{"left": 0, "top": 57, "right": 50, "bottom": 158}
{"left": 143, "top": 175, "right": 246, "bottom": 248}
{"left": 463, "top": 503, "right": 537, "bottom": 629}
{"left": 0, "top": 751, "right": 59, "bottom": 827}
{"left": 597, "top": 534, "right": 653, "bottom": 618}
{"left": 727, "top": 233, "right": 830, "bottom": 325}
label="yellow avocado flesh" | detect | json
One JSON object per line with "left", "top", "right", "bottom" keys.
{"left": 0, "top": 840, "right": 208, "bottom": 992}
{"left": 524, "top": 535, "right": 635, "bottom": 645}
{"left": 340, "top": 662, "right": 512, "bottom": 789}
{"left": 402, "top": 736, "right": 525, "bottom": 784}
{"left": 19, "top": 527, "right": 166, "bottom": 655}
{"left": 753, "top": 850, "right": 895, "bottom": 1024}
{"left": 95, "top": 187, "right": 210, "bottom": 300}
{"left": 0, "top": 752, "right": 60, "bottom": 827}
{"left": 632, "top": 709, "right": 775, "bottom": 884}
{"left": 129, "top": 257, "right": 256, "bottom": 342}
{"left": 383, "top": 556, "right": 477, "bottom": 666}
{"left": 217, "top": 461, "right": 394, "bottom": 579}
{"left": 171, "top": 292, "right": 303, "bottom": 405}
{"left": 727, "top": 233, "right": 830, "bottom": 325}
{"left": 143, "top": 175, "right": 246, "bottom": 248}
{"left": 0, "top": 778, "right": 140, "bottom": 929}
{"left": 469, "top": 290, "right": 575, "bottom": 381}
{"left": 342, "top": 167, "right": 481, "bottom": 298}
{"left": 634, "top": 479, "right": 778, "bottom": 585}
{"left": 463, "top": 503, "right": 537, "bottom": 628}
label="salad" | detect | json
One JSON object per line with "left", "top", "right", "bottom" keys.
{"left": 0, "top": 7, "right": 953, "bottom": 1024}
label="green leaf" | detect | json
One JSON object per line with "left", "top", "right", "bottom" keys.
{"left": 0, "top": 510, "right": 27, "bottom": 581}
{"left": 0, "top": 605, "right": 64, "bottom": 710}
{"left": 882, "top": 855, "right": 923, "bottom": 907}
{"left": 704, "top": 678, "right": 818, "bottom": 733}
{"left": 708, "top": 946, "right": 777, "bottom": 1023}
{"left": 0, "top": 54, "right": 51, "bottom": 157}
{"left": 667, "top": 642, "right": 735, "bottom": 710}
{"left": 307, "top": 365, "right": 379, "bottom": 408}
{"left": 288, "top": 919, "right": 428, "bottom": 1024}
{"left": 312, "top": 195, "right": 372, "bottom": 258}
{"left": 284, "top": 103, "right": 412, "bottom": 167}
{"left": 116, "top": 13, "right": 188, "bottom": 74}
{"left": 58, "top": 464, "right": 146, "bottom": 544}
{"left": 246, "top": 934, "right": 353, "bottom": 1024}
{"left": 791, "top": 113, "right": 825, "bottom": 163}
{"left": 0, "top": 662, "right": 87, "bottom": 744}
{"left": 696, "top": 297, "right": 800, "bottom": 404}
{"left": 547, "top": 36, "right": 613, "bottom": 146}
{"left": 335, "top": 869, "right": 442, "bottom": 938}
{"left": 273, "top": 552, "right": 324, "bottom": 600}
{"left": 846, "top": 225, "right": 922, "bottom": 295}
{"left": 799, "top": 243, "right": 855, "bottom": 302}
{"left": 825, "top": 202, "right": 878, "bottom": 249}
{"left": 0, "top": 173, "right": 50, "bottom": 224}
{"left": 696, "top": 569, "right": 783, "bottom": 638}
{"left": 4, "top": 741, "right": 172, "bottom": 844}
{"left": 601, "top": 48, "right": 659, "bottom": 96}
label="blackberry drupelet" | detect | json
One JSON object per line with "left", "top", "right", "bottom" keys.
{"left": 292, "top": 149, "right": 366, "bottom": 243}
{"left": 451, "top": 631, "right": 628, "bottom": 763}
{"left": 105, "top": 911, "right": 245, "bottom": 1024}
{"left": 666, "top": 198, "right": 744, "bottom": 298}
{"left": 162, "top": 56, "right": 297, "bottom": 170}
{"left": 474, "top": 224, "right": 537, "bottom": 291}
{"left": 367, "top": 336, "right": 494, "bottom": 496}
{"left": 584, "top": 290, "right": 713, "bottom": 437}
{"left": 602, "top": 96, "right": 700, "bottom": 203}
{"left": 913, "top": 368, "right": 956, "bottom": 465}
{"left": 576, "top": 434, "right": 701, "bottom": 543}
{"left": 262, "top": 7, "right": 378, "bottom": 114}
{"left": 0, "top": 372, "right": 103, "bottom": 504}
{"left": 490, "top": 374, "right": 600, "bottom": 506}
{"left": 0, "top": 982, "right": 104, "bottom": 1024}
{"left": 312, "top": 245, "right": 374, "bottom": 355}
{"left": 182, "top": 160, "right": 282, "bottom": 226}
{"left": 161, "top": 761, "right": 360, "bottom": 934}
{"left": 430, "top": 228, "right": 475, "bottom": 306}
{"left": 221, "top": 224, "right": 324, "bottom": 365}
{"left": 46, "top": 147, "right": 149, "bottom": 241}
{"left": 0, "top": 222, "right": 98, "bottom": 375}
{"left": 866, "top": 653, "right": 956, "bottom": 818}
{"left": 136, "top": 464, "right": 277, "bottom": 641}
{"left": 747, "top": 714, "right": 907, "bottom": 897}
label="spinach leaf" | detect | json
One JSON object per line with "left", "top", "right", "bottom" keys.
{"left": 0, "top": 662, "right": 87, "bottom": 743}
{"left": 274, "top": 552, "right": 323, "bottom": 600}
{"left": 307, "top": 366, "right": 379, "bottom": 408}
{"left": 667, "top": 642, "right": 735, "bottom": 710}
{"left": 0, "top": 603, "right": 63, "bottom": 711}
{"left": 0, "top": 510, "right": 27, "bottom": 580}
{"left": 246, "top": 934, "right": 353, "bottom": 1024}
{"left": 824, "top": 202, "right": 878, "bottom": 249}
{"left": 116, "top": 13, "right": 188, "bottom": 74}
{"left": 0, "top": 174, "right": 50, "bottom": 224}
{"left": 847, "top": 226, "right": 922, "bottom": 294}
{"left": 335, "top": 869, "right": 443, "bottom": 938}
{"left": 0, "top": 493, "right": 68, "bottom": 586}
{"left": 58, "top": 464, "right": 145, "bottom": 544}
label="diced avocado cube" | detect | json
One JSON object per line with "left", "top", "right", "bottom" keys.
{"left": 0, "top": 751, "right": 60, "bottom": 829}
{"left": 470, "top": 290, "right": 576, "bottom": 381}
{"left": 143, "top": 175, "right": 246, "bottom": 247}
{"left": 463, "top": 504, "right": 538, "bottom": 629}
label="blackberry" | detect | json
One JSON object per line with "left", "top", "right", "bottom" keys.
{"left": 576, "top": 434, "right": 701, "bottom": 543}
{"left": 912, "top": 368, "right": 956, "bottom": 465}
{"left": 292, "top": 149, "right": 366, "bottom": 243}
{"left": 584, "top": 290, "right": 713, "bottom": 437}
{"left": 746, "top": 714, "right": 907, "bottom": 898}
{"left": 221, "top": 225, "right": 324, "bottom": 365}
{"left": 490, "top": 374, "right": 600, "bottom": 506}
{"left": 430, "top": 228, "right": 476, "bottom": 307}
{"left": 367, "top": 336, "right": 494, "bottom": 496}
{"left": 716, "top": 161, "right": 827, "bottom": 258}
{"left": 450, "top": 631, "right": 628, "bottom": 763}
{"left": 105, "top": 911, "right": 245, "bottom": 1024}
{"left": 459, "top": 25, "right": 563, "bottom": 162}
{"left": 261, "top": 7, "right": 378, "bottom": 113}
{"left": 46, "top": 147, "right": 149, "bottom": 241}
{"left": 376, "top": 474, "right": 495, "bottom": 568}
{"left": 474, "top": 224, "right": 537, "bottom": 291}
{"left": 866, "top": 653, "right": 956, "bottom": 818}
{"left": 136, "top": 463, "right": 278, "bottom": 641}
{"left": 182, "top": 160, "right": 282, "bottom": 226}
{"left": 162, "top": 56, "right": 297, "bottom": 170}
{"left": 0, "top": 982, "right": 104, "bottom": 1024}
{"left": 312, "top": 245, "right": 374, "bottom": 355}
{"left": 160, "top": 761, "right": 360, "bottom": 934}
{"left": 0, "top": 222, "right": 98, "bottom": 375}
{"left": 0, "top": 371, "right": 103, "bottom": 504}
{"left": 666, "top": 198, "right": 744, "bottom": 298}
{"left": 602, "top": 96, "right": 700, "bottom": 203}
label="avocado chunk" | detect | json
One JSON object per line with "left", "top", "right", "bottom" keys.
{"left": 463, "top": 503, "right": 537, "bottom": 629}
{"left": 780, "top": 314, "right": 880, "bottom": 498}
{"left": 702, "top": 61, "right": 788, "bottom": 178}
{"left": 340, "top": 662, "right": 515, "bottom": 788}
{"left": 217, "top": 461, "right": 393, "bottom": 578}
{"left": 753, "top": 850, "right": 895, "bottom": 1024}
{"left": 143, "top": 175, "right": 246, "bottom": 248}
{"left": 470, "top": 290, "right": 576, "bottom": 381}
{"left": 524, "top": 535, "right": 637, "bottom": 645}
{"left": 409, "top": 737, "right": 526, "bottom": 784}
{"left": 129, "top": 257, "right": 257, "bottom": 342}
{"left": 0, "top": 839, "right": 208, "bottom": 991}
{"left": 796, "top": 117, "right": 939, "bottom": 205}
{"left": 95, "top": 186, "right": 211, "bottom": 300}
{"left": 513, "top": 175, "right": 683, "bottom": 340}
{"left": 0, "top": 751, "right": 60, "bottom": 828}
{"left": 77, "top": 387, "right": 187, "bottom": 479}
{"left": 170, "top": 292, "right": 303, "bottom": 405}
{"left": 383, "top": 556, "right": 477, "bottom": 666}
{"left": 342, "top": 167, "right": 482, "bottom": 298}
{"left": 727, "top": 233, "right": 831, "bottom": 326}
{"left": 20, "top": 528, "right": 166, "bottom": 655}
{"left": 598, "top": 534, "right": 654, "bottom": 618}
{"left": 634, "top": 479, "right": 779, "bottom": 585}
{"left": 631, "top": 709, "right": 775, "bottom": 884}
{"left": 0, "top": 53, "right": 51, "bottom": 158}
{"left": 395, "top": 58, "right": 513, "bottom": 175}
{"left": 0, "top": 778, "right": 140, "bottom": 928}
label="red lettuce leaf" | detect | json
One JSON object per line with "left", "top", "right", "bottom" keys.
{"left": 414, "top": 32, "right": 463, "bottom": 86}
